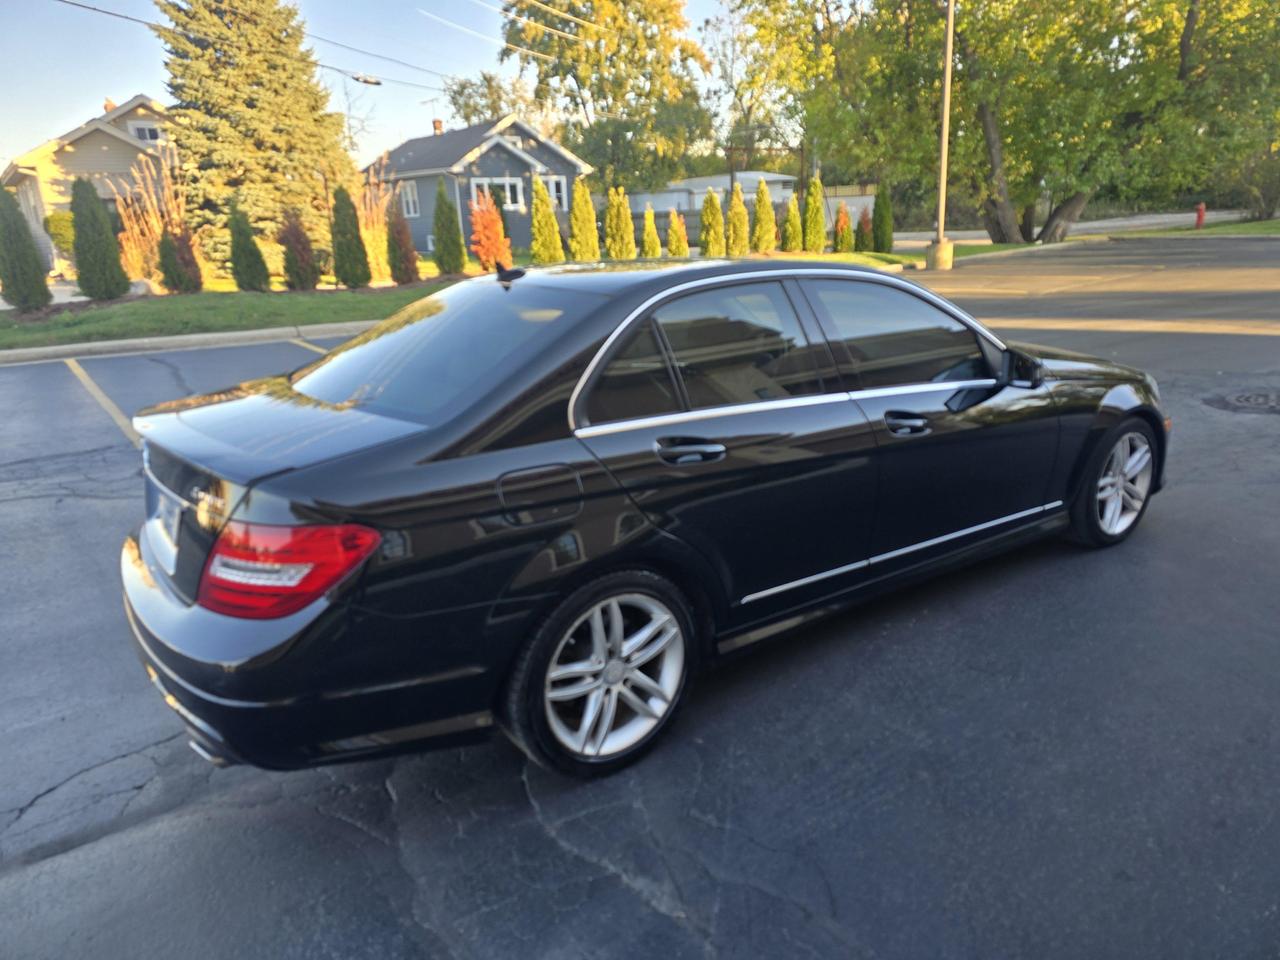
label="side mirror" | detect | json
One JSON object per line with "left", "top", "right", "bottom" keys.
{"left": 1001, "top": 349, "right": 1043, "bottom": 388}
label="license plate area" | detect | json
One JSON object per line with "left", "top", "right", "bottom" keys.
{"left": 145, "top": 476, "right": 184, "bottom": 576}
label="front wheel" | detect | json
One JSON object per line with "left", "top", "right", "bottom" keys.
{"left": 502, "top": 571, "right": 695, "bottom": 777}
{"left": 1068, "top": 417, "right": 1157, "bottom": 547}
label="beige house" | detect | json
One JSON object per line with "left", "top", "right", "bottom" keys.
{"left": 1, "top": 94, "right": 169, "bottom": 272}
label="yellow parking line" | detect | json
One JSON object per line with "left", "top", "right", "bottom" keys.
{"left": 63, "top": 358, "right": 142, "bottom": 448}
{"left": 290, "top": 338, "right": 328, "bottom": 354}
{"left": 984, "top": 318, "right": 1280, "bottom": 337}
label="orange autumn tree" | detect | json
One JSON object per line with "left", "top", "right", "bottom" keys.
{"left": 469, "top": 191, "right": 512, "bottom": 271}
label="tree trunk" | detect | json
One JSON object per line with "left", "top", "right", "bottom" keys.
{"left": 1037, "top": 191, "right": 1092, "bottom": 243}
{"left": 1019, "top": 203, "right": 1037, "bottom": 243}
{"left": 977, "top": 101, "right": 1023, "bottom": 243}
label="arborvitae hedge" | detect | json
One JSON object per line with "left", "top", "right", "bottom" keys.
{"left": 0, "top": 188, "right": 53, "bottom": 311}
{"left": 228, "top": 205, "right": 270, "bottom": 292}
{"left": 331, "top": 186, "right": 371, "bottom": 289}
{"left": 604, "top": 187, "right": 636, "bottom": 260}
{"left": 667, "top": 209, "right": 689, "bottom": 257}
{"left": 158, "top": 230, "right": 203, "bottom": 293}
{"left": 530, "top": 176, "right": 565, "bottom": 265}
{"left": 71, "top": 177, "right": 130, "bottom": 300}
{"left": 386, "top": 204, "right": 420, "bottom": 285}
{"left": 855, "top": 207, "right": 873, "bottom": 252}
{"left": 433, "top": 179, "right": 467, "bottom": 275}
{"left": 833, "top": 201, "right": 853, "bottom": 253}
{"left": 568, "top": 178, "right": 599, "bottom": 261}
{"left": 752, "top": 179, "right": 776, "bottom": 254}
{"left": 726, "top": 182, "right": 749, "bottom": 257}
{"left": 872, "top": 187, "right": 894, "bottom": 253}
{"left": 781, "top": 194, "right": 803, "bottom": 252}
{"left": 699, "top": 189, "right": 725, "bottom": 257}
{"left": 803, "top": 176, "right": 826, "bottom": 254}
{"left": 641, "top": 204, "right": 662, "bottom": 257}
{"left": 279, "top": 208, "right": 319, "bottom": 291}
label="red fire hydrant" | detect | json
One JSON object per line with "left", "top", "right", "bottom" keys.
{"left": 1195, "top": 202, "right": 1206, "bottom": 229}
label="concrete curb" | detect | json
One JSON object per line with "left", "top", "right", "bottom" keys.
{"left": 0, "top": 320, "right": 377, "bottom": 367}
{"left": 934, "top": 235, "right": 1114, "bottom": 267}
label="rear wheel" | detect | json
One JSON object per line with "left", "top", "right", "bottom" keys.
{"left": 502, "top": 571, "right": 694, "bottom": 777}
{"left": 1068, "top": 417, "right": 1157, "bottom": 547}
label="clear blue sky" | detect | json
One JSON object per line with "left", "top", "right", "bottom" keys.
{"left": 1, "top": 0, "right": 724, "bottom": 169}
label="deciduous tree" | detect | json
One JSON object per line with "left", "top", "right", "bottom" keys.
{"left": 469, "top": 191, "right": 512, "bottom": 270}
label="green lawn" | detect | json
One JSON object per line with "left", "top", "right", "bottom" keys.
{"left": 0, "top": 284, "right": 445, "bottom": 351}
{"left": 1122, "top": 217, "right": 1280, "bottom": 237}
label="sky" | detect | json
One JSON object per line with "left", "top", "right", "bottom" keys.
{"left": 0, "top": 0, "right": 725, "bottom": 170}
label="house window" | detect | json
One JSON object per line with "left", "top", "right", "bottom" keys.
{"left": 541, "top": 175, "right": 569, "bottom": 211}
{"left": 471, "top": 177, "right": 524, "bottom": 211}
{"left": 130, "top": 123, "right": 162, "bottom": 142}
{"left": 400, "top": 180, "right": 420, "bottom": 218}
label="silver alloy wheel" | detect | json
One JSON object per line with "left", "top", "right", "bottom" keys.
{"left": 1096, "top": 431, "right": 1154, "bottom": 536}
{"left": 544, "top": 593, "right": 685, "bottom": 759}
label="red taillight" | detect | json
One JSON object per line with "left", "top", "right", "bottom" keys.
{"left": 197, "top": 521, "right": 381, "bottom": 619}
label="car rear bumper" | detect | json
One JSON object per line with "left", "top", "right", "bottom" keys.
{"left": 121, "top": 533, "right": 496, "bottom": 769}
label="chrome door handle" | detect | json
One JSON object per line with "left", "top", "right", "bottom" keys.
{"left": 654, "top": 437, "right": 727, "bottom": 465}
{"left": 884, "top": 411, "right": 931, "bottom": 436}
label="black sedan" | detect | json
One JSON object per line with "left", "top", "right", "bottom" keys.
{"left": 121, "top": 260, "right": 1168, "bottom": 776}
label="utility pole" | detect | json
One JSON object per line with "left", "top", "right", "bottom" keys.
{"left": 926, "top": 0, "right": 957, "bottom": 271}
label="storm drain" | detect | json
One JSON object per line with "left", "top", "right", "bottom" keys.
{"left": 1204, "top": 390, "right": 1280, "bottom": 415}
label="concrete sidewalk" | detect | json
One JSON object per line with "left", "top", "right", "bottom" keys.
{"left": 894, "top": 209, "right": 1246, "bottom": 248}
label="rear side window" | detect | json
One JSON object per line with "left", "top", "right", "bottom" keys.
{"left": 652, "top": 282, "right": 823, "bottom": 409}
{"left": 802, "top": 279, "right": 988, "bottom": 389}
{"left": 584, "top": 320, "right": 681, "bottom": 425}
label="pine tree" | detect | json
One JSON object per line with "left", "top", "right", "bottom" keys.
{"left": 71, "top": 177, "right": 130, "bottom": 300}
{"left": 155, "top": 0, "right": 354, "bottom": 272}
{"left": 641, "top": 204, "right": 662, "bottom": 257}
{"left": 469, "top": 191, "right": 512, "bottom": 270}
{"left": 433, "top": 179, "right": 467, "bottom": 275}
{"left": 699, "top": 189, "right": 725, "bottom": 257}
{"left": 855, "top": 207, "right": 873, "bottom": 252}
{"left": 529, "top": 176, "right": 565, "bottom": 265}
{"left": 803, "top": 176, "right": 826, "bottom": 254}
{"left": 228, "top": 204, "right": 269, "bottom": 292}
{"left": 752, "top": 179, "right": 776, "bottom": 254}
{"left": 331, "top": 186, "right": 370, "bottom": 289}
{"left": 279, "top": 207, "right": 319, "bottom": 290}
{"left": 568, "top": 178, "right": 599, "bottom": 261}
{"left": 781, "top": 194, "right": 803, "bottom": 252}
{"left": 726, "top": 182, "right": 749, "bottom": 257}
{"left": 604, "top": 187, "right": 637, "bottom": 260}
{"left": 833, "top": 201, "right": 854, "bottom": 253}
{"left": 0, "top": 188, "right": 52, "bottom": 312}
{"left": 872, "top": 187, "right": 894, "bottom": 253}
{"left": 158, "top": 229, "right": 203, "bottom": 293}
{"left": 666, "top": 209, "right": 689, "bottom": 257}
{"left": 386, "top": 204, "right": 420, "bottom": 285}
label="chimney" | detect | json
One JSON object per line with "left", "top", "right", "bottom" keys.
{"left": 103, "top": 97, "right": 118, "bottom": 113}
{"left": 432, "top": 119, "right": 444, "bottom": 136}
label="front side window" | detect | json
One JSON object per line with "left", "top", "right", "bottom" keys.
{"left": 399, "top": 180, "right": 420, "bottom": 218}
{"left": 802, "top": 279, "right": 988, "bottom": 389}
{"left": 652, "top": 282, "right": 824, "bottom": 409}
{"left": 584, "top": 320, "right": 681, "bottom": 426}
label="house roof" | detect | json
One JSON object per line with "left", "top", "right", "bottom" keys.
{"left": 379, "top": 115, "right": 593, "bottom": 179}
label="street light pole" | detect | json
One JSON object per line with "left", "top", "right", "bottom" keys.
{"left": 927, "top": 0, "right": 957, "bottom": 271}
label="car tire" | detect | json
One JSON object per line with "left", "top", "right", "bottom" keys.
{"left": 1067, "top": 416, "right": 1158, "bottom": 547}
{"left": 501, "top": 570, "right": 696, "bottom": 777}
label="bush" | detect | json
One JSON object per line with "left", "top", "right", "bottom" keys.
{"left": 278, "top": 208, "right": 319, "bottom": 291}
{"left": 71, "top": 177, "right": 130, "bottom": 300}
{"left": 433, "top": 179, "right": 467, "bottom": 275}
{"left": 43, "top": 210, "right": 75, "bottom": 262}
{"left": 666, "top": 209, "right": 689, "bottom": 257}
{"left": 469, "top": 190, "right": 512, "bottom": 270}
{"left": 386, "top": 204, "right": 420, "bottom": 285}
{"left": 803, "top": 176, "right": 826, "bottom": 253}
{"left": 604, "top": 187, "right": 636, "bottom": 260}
{"left": 530, "top": 176, "right": 565, "bottom": 265}
{"left": 331, "top": 186, "right": 371, "bottom": 289}
{"left": 699, "top": 189, "right": 725, "bottom": 256}
{"left": 157, "top": 229, "right": 203, "bottom": 293}
{"left": 872, "top": 187, "right": 894, "bottom": 253}
{"left": 781, "top": 194, "right": 803, "bottom": 252}
{"left": 855, "top": 207, "right": 873, "bottom": 252}
{"left": 0, "top": 188, "right": 53, "bottom": 312}
{"left": 569, "top": 178, "right": 600, "bottom": 261}
{"left": 227, "top": 205, "right": 270, "bottom": 292}
{"left": 726, "top": 182, "right": 750, "bottom": 257}
{"left": 641, "top": 204, "right": 662, "bottom": 257}
{"left": 833, "top": 201, "right": 853, "bottom": 253}
{"left": 752, "top": 179, "right": 776, "bottom": 254}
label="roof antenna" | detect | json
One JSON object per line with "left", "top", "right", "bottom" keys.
{"left": 496, "top": 264, "right": 526, "bottom": 284}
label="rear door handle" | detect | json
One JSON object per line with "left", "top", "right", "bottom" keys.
{"left": 654, "top": 437, "right": 727, "bottom": 465}
{"left": 884, "top": 411, "right": 931, "bottom": 436}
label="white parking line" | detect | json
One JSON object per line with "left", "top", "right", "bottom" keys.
{"left": 63, "top": 358, "right": 142, "bottom": 448}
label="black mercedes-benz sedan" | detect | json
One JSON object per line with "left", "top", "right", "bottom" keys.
{"left": 122, "top": 260, "right": 1168, "bottom": 776}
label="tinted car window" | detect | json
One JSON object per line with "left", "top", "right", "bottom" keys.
{"left": 653, "top": 282, "right": 823, "bottom": 409}
{"left": 803, "top": 279, "right": 988, "bottom": 389}
{"left": 584, "top": 320, "right": 681, "bottom": 425}
{"left": 292, "top": 281, "right": 606, "bottom": 425}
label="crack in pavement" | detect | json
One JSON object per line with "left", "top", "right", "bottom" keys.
{"left": 145, "top": 355, "right": 197, "bottom": 398}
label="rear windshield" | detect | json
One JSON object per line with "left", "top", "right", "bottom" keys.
{"left": 291, "top": 280, "right": 605, "bottom": 424}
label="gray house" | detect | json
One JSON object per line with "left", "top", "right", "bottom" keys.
{"left": 381, "top": 116, "right": 593, "bottom": 253}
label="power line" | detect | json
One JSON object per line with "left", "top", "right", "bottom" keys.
{"left": 417, "top": 8, "right": 555, "bottom": 61}
{"left": 512, "top": 0, "right": 612, "bottom": 35}
{"left": 463, "top": 0, "right": 586, "bottom": 44}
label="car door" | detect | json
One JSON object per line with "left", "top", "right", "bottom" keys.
{"left": 798, "top": 276, "right": 1060, "bottom": 565}
{"left": 574, "top": 279, "right": 878, "bottom": 624}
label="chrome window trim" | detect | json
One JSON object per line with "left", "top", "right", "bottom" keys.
{"left": 739, "top": 500, "right": 1066, "bottom": 605}
{"left": 572, "top": 378, "right": 999, "bottom": 440}
{"left": 567, "top": 268, "right": 1006, "bottom": 432}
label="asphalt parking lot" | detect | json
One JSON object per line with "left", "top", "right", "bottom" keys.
{"left": 2, "top": 237, "right": 1278, "bottom": 958}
